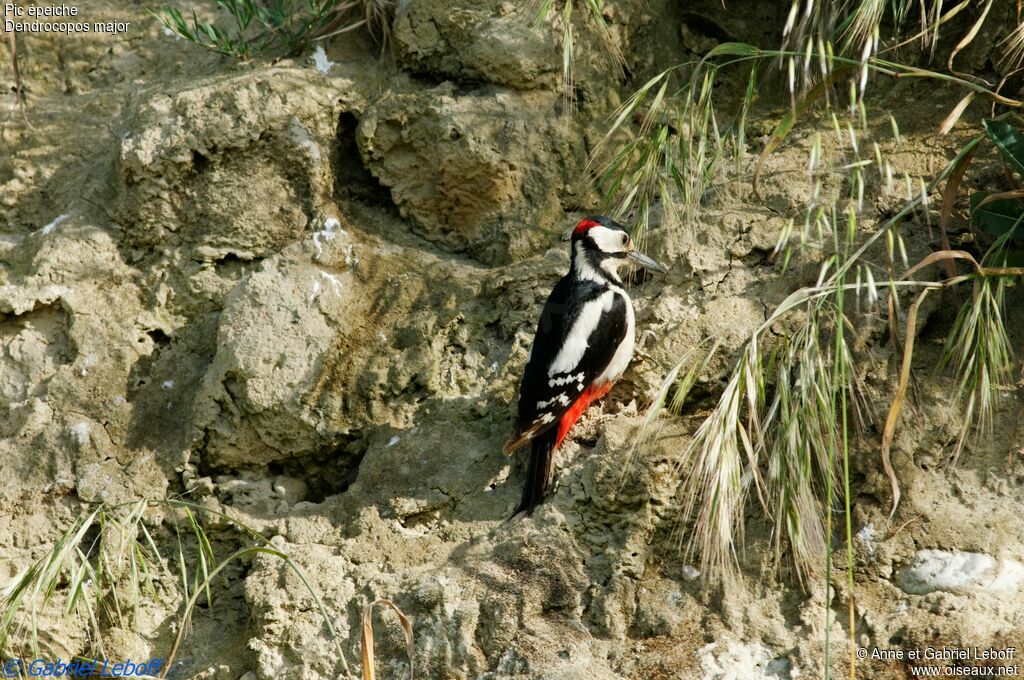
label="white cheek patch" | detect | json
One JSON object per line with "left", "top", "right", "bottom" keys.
{"left": 588, "top": 226, "right": 628, "bottom": 254}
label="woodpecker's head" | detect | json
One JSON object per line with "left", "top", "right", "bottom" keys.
{"left": 569, "top": 215, "right": 667, "bottom": 283}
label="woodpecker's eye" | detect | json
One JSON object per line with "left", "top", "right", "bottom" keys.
{"left": 621, "top": 233, "right": 629, "bottom": 247}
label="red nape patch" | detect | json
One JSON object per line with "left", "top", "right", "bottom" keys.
{"left": 572, "top": 218, "right": 601, "bottom": 236}
{"left": 555, "top": 381, "right": 613, "bottom": 449}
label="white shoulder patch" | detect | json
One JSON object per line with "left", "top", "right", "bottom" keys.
{"left": 548, "top": 290, "right": 614, "bottom": 376}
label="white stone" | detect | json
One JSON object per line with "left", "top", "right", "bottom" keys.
{"left": 856, "top": 522, "right": 876, "bottom": 556}
{"left": 699, "top": 639, "right": 792, "bottom": 679}
{"left": 680, "top": 565, "right": 701, "bottom": 580}
{"left": 69, "top": 422, "right": 90, "bottom": 446}
{"left": 310, "top": 45, "right": 335, "bottom": 74}
{"left": 898, "top": 549, "right": 1024, "bottom": 595}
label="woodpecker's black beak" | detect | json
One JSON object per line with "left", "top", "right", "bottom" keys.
{"left": 627, "top": 250, "right": 668, "bottom": 272}
{"left": 626, "top": 244, "right": 668, "bottom": 273}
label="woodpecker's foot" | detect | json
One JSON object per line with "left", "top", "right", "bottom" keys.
{"left": 638, "top": 328, "right": 658, "bottom": 351}
{"left": 633, "top": 347, "right": 657, "bottom": 364}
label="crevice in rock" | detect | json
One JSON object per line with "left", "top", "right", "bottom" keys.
{"left": 400, "top": 69, "right": 480, "bottom": 93}
{"left": 917, "top": 289, "right": 960, "bottom": 344}
{"left": 331, "top": 111, "right": 392, "bottom": 207}
{"left": 128, "top": 329, "right": 172, "bottom": 396}
{"left": 275, "top": 435, "right": 368, "bottom": 503}
{"left": 191, "top": 149, "right": 211, "bottom": 173}
{"left": 147, "top": 328, "right": 171, "bottom": 347}
{"left": 398, "top": 507, "right": 441, "bottom": 529}
{"left": 738, "top": 246, "right": 773, "bottom": 267}
{"left": 211, "top": 251, "right": 262, "bottom": 275}
{"left": 678, "top": 12, "right": 734, "bottom": 44}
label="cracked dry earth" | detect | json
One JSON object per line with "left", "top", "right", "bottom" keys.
{"left": 2, "top": 1, "right": 1024, "bottom": 678}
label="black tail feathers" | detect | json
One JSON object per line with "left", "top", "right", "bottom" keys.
{"left": 513, "top": 428, "right": 558, "bottom": 516}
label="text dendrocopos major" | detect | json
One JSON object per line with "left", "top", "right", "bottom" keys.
{"left": 503, "top": 215, "right": 667, "bottom": 516}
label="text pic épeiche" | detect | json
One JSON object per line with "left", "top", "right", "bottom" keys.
{"left": 4, "top": 3, "right": 78, "bottom": 16}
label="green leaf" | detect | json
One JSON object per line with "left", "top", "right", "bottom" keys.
{"left": 970, "top": 192, "right": 1024, "bottom": 237}
{"left": 701, "top": 42, "right": 762, "bottom": 60}
{"left": 983, "top": 118, "right": 1024, "bottom": 179}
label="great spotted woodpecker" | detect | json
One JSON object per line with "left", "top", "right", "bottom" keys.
{"left": 503, "top": 215, "right": 667, "bottom": 515}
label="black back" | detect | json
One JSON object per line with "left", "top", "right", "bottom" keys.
{"left": 512, "top": 274, "right": 628, "bottom": 438}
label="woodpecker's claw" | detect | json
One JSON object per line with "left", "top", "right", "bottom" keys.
{"left": 627, "top": 249, "right": 668, "bottom": 273}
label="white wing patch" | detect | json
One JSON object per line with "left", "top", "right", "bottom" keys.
{"left": 548, "top": 290, "right": 614, "bottom": 376}
{"left": 536, "top": 393, "right": 572, "bottom": 409}
{"left": 549, "top": 372, "right": 584, "bottom": 387}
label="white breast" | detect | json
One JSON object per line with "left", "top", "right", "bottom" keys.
{"left": 596, "top": 288, "right": 635, "bottom": 384}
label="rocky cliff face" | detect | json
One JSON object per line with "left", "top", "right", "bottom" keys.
{"left": 2, "top": 2, "right": 1023, "bottom": 678}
